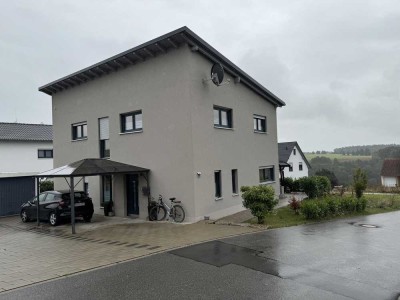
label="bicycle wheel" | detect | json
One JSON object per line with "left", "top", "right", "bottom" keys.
{"left": 149, "top": 205, "right": 167, "bottom": 221}
{"left": 172, "top": 205, "right": 185, "bottom": 223}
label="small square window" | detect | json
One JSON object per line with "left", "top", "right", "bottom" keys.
{"left": 38, "top": 149, "right": 53, "bottom": 158}
{"left": 72, "top": 122, "right": 87, "bottom": 140}
{"left": 213, "top": 106, "right": 232, "bottom": 128}
{"left": 259, "top": 166, "right": 275, "bottom": 183}
{"left": 121, "top": 111, "right": 143, "bottom": 133}
{"left": 253, "top": 115, "right": 266, "bottom": 132}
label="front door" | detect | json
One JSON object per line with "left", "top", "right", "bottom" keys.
{"left": 126, "top": 174, "right": 139, "bottom": 216}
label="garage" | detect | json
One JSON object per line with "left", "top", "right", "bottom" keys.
{"left": 0, "top": 175, "right": 35, "bottom": 217}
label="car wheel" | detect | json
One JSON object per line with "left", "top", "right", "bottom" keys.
{"left": 21, "top": 210, "right": 29, "bottom": 223}
{"left": 49, "top": 212, "right": 58, "bottom": 226}
{"left": 83, "top": 215, "right": 92, "bottom": 223}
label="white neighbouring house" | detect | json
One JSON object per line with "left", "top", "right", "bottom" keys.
{"left": 0, "top": 122, "right": 53, "bottom": 175}
{"left": 0, "top": 122, "right": 53, "bottom": 216}
{"left": 380, "top": 158, "right": 400, "bottom": 187}
{"left": 278, "top": 142, "right": 310, "bottom": 179}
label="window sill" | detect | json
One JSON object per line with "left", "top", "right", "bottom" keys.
{"left": 38, "top": 157, "right": 53, "bottom": 159}
{"left": 215, "top": 197, "right": 223, "bottom": 201}
{"left": 232, "top": 193, "right": 239, "bottom": 197}
{"left": 254, "top": 131, "right": 267, "bottom": 134}
{"left": 214, "top": 126, "right": 234, "bottom": 130}
{"left": 119, "top": 130, "right": 143, "bottom": 135}
{"left": 260, "top": 181, "right": 276, "bottom": 185}
{"left": 71, "top": 138, "right": 88, "bottom": 142}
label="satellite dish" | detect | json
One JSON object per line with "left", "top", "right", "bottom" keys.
{"left": 211, "top": 63, "right": 224, "bottom": 86}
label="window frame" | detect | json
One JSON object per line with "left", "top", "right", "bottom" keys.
{"left": 214, "top": 170, "right": 222, "bottom": 199}
{"left": 293, "top": 148, "right": 297, "bottom": 155}
{"left": 289, "top": 163, "right": 293, "bottom": 172}
{"left": 259, "top": 166, "right": 275, "bottom": 183}
{"left": 38, "top": 149, "right": 53, "bottom": 159}
{"left": 299, "top": 162, "right": 303, "bottom": 171}
{"left": 253, "top": 114, "right": 267, "bottom": 133}
{"left": 99, "top": 117, "right": 110, "bottom": 159}
{"left": 120, "top": 110, "right": 143, "bottom": 133}
{"left": 72, "top": 122, "right": 88, "bottom": 141}
{"left": 213, "top": 106, "right": 233, "bottom": 129}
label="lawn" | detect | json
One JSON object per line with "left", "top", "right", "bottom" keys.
{"left": 248, "top": 194, "right": 400, "bottom": 228}
{"left": 305, "top": 153, "right": 371, "bottom": 161}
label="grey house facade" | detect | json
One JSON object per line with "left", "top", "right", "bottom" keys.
{"left": 39, "top": 27, "right": 285, "bottom": 222}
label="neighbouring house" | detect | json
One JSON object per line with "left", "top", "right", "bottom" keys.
{"left": 380, "top": 158, "right": 400, "bottom": 187}
{"left": 38, "top": 26, "right": 286, "bottom": 222}
{"left": 278, "top": 142, "right": 310, "bottom": 179}
{"left": 0, "top": 122, "right": 53, "bottom": 216}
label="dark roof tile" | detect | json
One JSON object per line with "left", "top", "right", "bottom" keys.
{"left": 381, "top": 159, "right": 400, "bottom": 177}
{"left": 0, "top": 122, "right": 53, "bottom": 141}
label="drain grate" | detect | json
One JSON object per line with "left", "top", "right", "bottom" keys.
{"left": 359, "top": 224, "right": 378, "bottom": 228}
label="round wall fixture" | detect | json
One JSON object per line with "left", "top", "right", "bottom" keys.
{"left": 211, "top": 63, "right": 224, "bottom": 86}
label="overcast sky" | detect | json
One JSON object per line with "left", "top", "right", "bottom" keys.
{"left": 1, "top": 1, "right": 399, "bottom": 151}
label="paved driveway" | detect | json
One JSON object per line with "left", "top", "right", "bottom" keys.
{"left": 0, "top": 214, "right": 261, "bottom": 292}
{"left": 1, "top": 211, "right": 399, "bottom": 300}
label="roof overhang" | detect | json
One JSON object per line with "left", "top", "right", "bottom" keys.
{"left": 39, "top": 26, "right": 285, "bottom": 107}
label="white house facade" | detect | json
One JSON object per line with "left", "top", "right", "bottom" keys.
{"left": 278, "top": 142, "right": 310, "bottom": 179}
{"left": 0, "top": 123, "right": 53, "bottom": 175}
{"left": 380, "top": 158, "right": 400, "bottom": 187}
{"left": 38, "top": 27, "right": 286, "bottom": 222}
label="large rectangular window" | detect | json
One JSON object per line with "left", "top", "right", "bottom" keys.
{"left": 121, "top": 110, "right": 143, "bottom": 133}
{"left": 38, "top": 149, "right": 53, "bottom": 158}
{"left": 99, "top": 117, "right": 110, "bottom": 158}
{"left": 232, "top": 169, "right": 238, "bottom": 194}
{"left": 259, "top": 166, "right": 275, "bottom": 183}
{"left": 214, "top": 170, "right": 222, "bottom": 198}
{"left": 72, "top": 122, "right": 87, "bottom": 140}
{"left": 213, "top": 106, "right": 232, "bottom": 128}
{"left": 253, "top": 115, "right": 266, "bottom": 133}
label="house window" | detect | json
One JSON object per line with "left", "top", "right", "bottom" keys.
{"left": 121, "top": 110, "right": 143, "bottom": 133}
{"left": 38, "top": 149, "right": 53, "bottom": 158}
{"left": 253, "top": 115, "right": 266, "bottom": 132}
{"left": 213, "top": 106, "right": 232, "bottom": 128}
{"left": 289, "top": 163, "right": 293, "bottom": 172}
{"left": 259, "top": 166, "right": 275, "bottom": 183}
{"left": 99, "top": 117, "right": 110, "bottom": 158}
{"left": 214, "top": 170, "right": 222, "bottom": 198}
{"left": 299, "top": 162, "right": 303, "bottom": 171}
{"left": 293, "top": 148, "right": 296, "bottom": 155}
{"left": 72, "top": 122, "right": 87, "bottom": 140}
{"left": 232, "top": 169, "right": 238, "bottom": 194}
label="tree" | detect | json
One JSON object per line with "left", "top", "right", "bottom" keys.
{"left": 315, "top": 168, "right": 339, "bottom": 187}
{"left": 353, "top": 168, "right": 367, "bottom": 198}
{"left": 241, "top": 185, "right": 277, "bottom": 224}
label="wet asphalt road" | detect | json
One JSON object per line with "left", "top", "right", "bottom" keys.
{"left": 1, "top": 211, "right": 400, "bottom": 300}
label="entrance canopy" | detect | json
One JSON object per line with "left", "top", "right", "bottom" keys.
{"left": 37, "top": 158, "right": 149, "bottom": 178}
{"left": 35, "top": 158, "right": 149, "bottom": 234}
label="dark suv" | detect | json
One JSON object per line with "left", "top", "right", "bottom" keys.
{"left": 20, "top": 190, "right": 94, "bottom": 226}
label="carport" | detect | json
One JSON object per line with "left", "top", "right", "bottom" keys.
{"left": 35, "top": 158, "right": 150, "bottom": 234}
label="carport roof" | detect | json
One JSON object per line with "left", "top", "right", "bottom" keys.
{"left": 36, "top": 158, "right": 149, "bottom": 177}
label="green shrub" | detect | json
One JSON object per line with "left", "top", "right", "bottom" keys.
{"left": 314, "top": 176, "right": 331, "bottom": 196}
{"left": 301, "top": 201, "right": 322, "bottom": 219}
{"left": 353, "top": 168, "right": 367, "bottom": 198}
{"left": 40, "top": 180, "right": 54, "bottom": 192}
{"left": 298, "top": 177, "right": 319, "bottom": 198}
{"left": 281, "top": 177, "right": 294, "bottom": 193}
{"left": 241, "top": 185, "right": 278, "bottom": 224}
{"left": 326, "top": 196, "right": 340, "bottom": 216}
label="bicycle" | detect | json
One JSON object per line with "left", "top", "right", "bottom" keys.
{"left": 148, "top": 195, "right": 185, "bottom": 223}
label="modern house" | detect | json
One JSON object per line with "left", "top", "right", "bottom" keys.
{"left": 380, "top": 158, "right": 400, "bottom": 187}
{"left": 0, "top": 122, "right": 53, "bottom": 216}
{"left": 38, "top": 26, "right": 285, "bottom": 222}
{"left": 278, "top": 142, "right": 310, "bottom": 179}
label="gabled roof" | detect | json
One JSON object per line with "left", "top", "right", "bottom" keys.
{"left": 39, "top": 26, "right": 285, "bottom": 107}
{"left": 278, "top": 141, "right": 311, "bottom": 169}
{"left": 381, "top": 158, "right": 400, "bottom": 177}
{"left": 0, "top": 122, "right": 53, "bottom": 142}
{"left": 37, "top": 158, "right": 149, "bottom": 177}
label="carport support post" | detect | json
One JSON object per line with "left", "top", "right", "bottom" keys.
{"left": 36, "top": 177, "right": 40, "bottom": 226}
{"left": 70, "top": 176, "right": 76, "bottom": 234}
